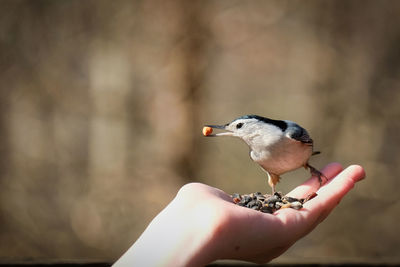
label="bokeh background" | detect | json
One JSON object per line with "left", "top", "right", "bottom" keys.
{"left": 1, "top": 0, "right": 399, "bottom": 264}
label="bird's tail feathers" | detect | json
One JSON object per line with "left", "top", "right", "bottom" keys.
{"left": 312, "top": 151, "right": 321, "bottom": 156}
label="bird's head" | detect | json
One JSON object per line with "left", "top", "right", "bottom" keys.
{"left": 205, "top": 116, "right": 257, "bottom": 138}
{"left": 204, "top": 114, "right": 287, "bottom": 144}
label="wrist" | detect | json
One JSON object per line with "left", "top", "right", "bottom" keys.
{"left": 114, "top": 192, "right": 222, "bottom": 266}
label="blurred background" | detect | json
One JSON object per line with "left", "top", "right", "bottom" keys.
{"left": 1, "top": 0, "right": 399, "bottom": 264}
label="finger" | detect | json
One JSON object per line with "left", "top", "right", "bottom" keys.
{"left": 304, "top": 164, "right": 365, "bottom": 216}
{"left": 297, "top": 164, "right": 365, "bottom": 231}
{"left": 274, "top": 165, "right": 365, "bottom": 241}
{"left": 287, "top": 162, "right": 343, "bottom": 199}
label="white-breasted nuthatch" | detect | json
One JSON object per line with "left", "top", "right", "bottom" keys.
{"left": 204, "top": 115, "right": 325, "bottom": 194}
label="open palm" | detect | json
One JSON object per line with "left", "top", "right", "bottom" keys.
{"left": 114, "top": 163, "right": 365, "bottom": 266}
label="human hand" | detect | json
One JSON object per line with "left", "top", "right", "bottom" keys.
{"left": 114, "top": 163, "right": 365, "bottom": 267}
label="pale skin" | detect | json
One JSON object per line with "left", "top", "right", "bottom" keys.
{"left": 114, "top": 163, "right": 365, "bottom": 267}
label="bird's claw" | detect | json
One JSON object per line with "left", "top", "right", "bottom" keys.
{"left": 305, "top": 164, "right": 328, "bottom": 186}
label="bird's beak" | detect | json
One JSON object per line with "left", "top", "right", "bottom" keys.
{"left": 204, "top": 124, "right": 234, "bottom": 137}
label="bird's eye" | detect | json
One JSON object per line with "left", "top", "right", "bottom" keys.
{"left": 236, "top": 122, "right": 243, "bottom": 129}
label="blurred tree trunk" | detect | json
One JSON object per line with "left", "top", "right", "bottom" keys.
{"left": 173, "top": 0, "right": 209, "bottom": 182}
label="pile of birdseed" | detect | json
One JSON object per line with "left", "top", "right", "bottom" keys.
{"left": 231, "top": 192, "right": 317, "bottom": 214}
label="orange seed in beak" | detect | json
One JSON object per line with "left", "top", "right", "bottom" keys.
{"left": 202, "top": 126, "right": 213, "bottom": 136}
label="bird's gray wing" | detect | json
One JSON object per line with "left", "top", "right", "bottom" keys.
{"left": 285, "top": 122, "right": 313, "bottom": 145}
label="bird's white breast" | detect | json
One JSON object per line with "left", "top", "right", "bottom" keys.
{"left": 249, "top": 135, "right": 312, "bottom": 175}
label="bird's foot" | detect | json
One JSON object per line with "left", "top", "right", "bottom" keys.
{"left": 267, "top": 172, "right": 280, "bottom": 195}
{"left": 305, "top": 163, "right": 328, "bottom": 186}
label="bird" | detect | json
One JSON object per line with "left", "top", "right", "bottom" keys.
{"left": 204, "top": 114, "right": 325, "bottom": 194}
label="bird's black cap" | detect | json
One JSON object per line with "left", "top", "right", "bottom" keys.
{"left": 233, "top": 115, "right": 288, "bottom": 132}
